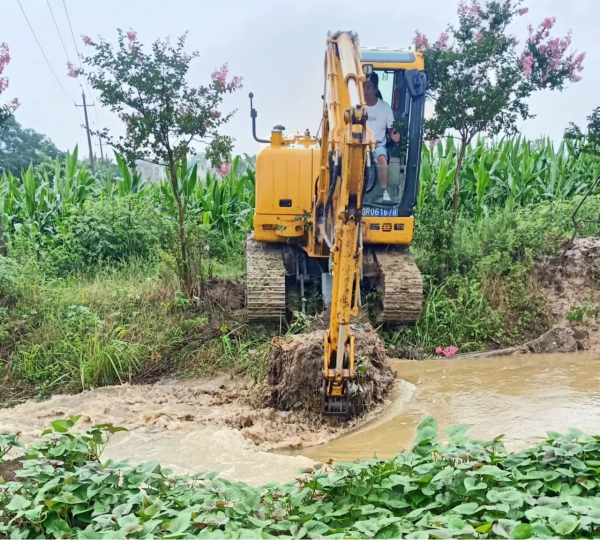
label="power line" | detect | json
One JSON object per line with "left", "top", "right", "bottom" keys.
{"left": 61, "top": 0, "right": 82, "bottom": 69}
{"left": 17, "top": 0, "right": 76, "bottom": 104}
{"left": 61, "top": 0, "right": 103, "bottom": 132}
{"left": 47, "top": 0, "right": 72, "bottom": 65}
{"left": 45, "top": 0, "right": 85, "bottom": 127}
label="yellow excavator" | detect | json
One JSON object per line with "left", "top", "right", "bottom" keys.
{"left": 246, "top": 31, "right": 427, "bottom": 416}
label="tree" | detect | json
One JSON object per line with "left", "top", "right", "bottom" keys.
{"left": 565, "top": 107, "right": 600, "bottom": 157}
{"left": 415, "top": 0, "right": 585, "bottom": 224}
{"left": 78, "top": 30, "right": 241, "bottom": 294}
{"left": 0, "top": 41, "right": 19, "bottom": 257}
{"left": 0, "top": 117, "right": 63, "bottom": 176}
{"left": 0, "top": 42, "right": 19, "bottom": 130}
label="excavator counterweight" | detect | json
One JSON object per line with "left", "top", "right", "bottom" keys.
{"left": 247, "top": 31, "right": 427, "bottom": 418}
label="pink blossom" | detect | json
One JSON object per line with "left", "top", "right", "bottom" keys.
{"left": 442, "top": 346, "right": 459, "bottom": 357}
{"left": 540, "top": 17, "right": 556, "bottom": 31}
{"left": 126, "top": 29, "right": 137, "bottom": 42}
{"left": 458, "top": 1, "right": 480, "bottom": 19}
{"left": 8, "top": 97, "right": 19, "bottom": 111}
{"left": 521, "top": 54, "right": 533, "bottom": 78}
{"left": 0, "top": 43, "right": 10, "bottom": 76}
{"left": 474, "top": 31, "right": 483, "bottom": 42}
{"left": 435, "top": 32, "right": 450, "bottom": 51}
{"left": 66, "top": 61, "right": 82, "bottom": 78}
{"left": 211, "top": 63, "right": 228, "bottom": 85}
{"left": 217, "top": 162, "right": 231, "bottom": 176}
{"left": 211, "top": 109, "right": 221, "bottom": 118}
{"left": 518, "top": 7, "right": 529, "bottom": 15}
{"left": 0, "top": 78, "right": 7, "bottom": 94}
{"left": 230, "top": 75, "right": 243, "bottom": 89}
{"left": 435, "top": 347, "right": 443, "bottom": 354}
{"left": 512, "top": 38, "right": 520, "bottom": 46}
{"left": 82, "top": 35, "right": 93, "bottom": 46}
{"left": 413, "top": 31, "right": 430, "bottom": 51}
{"left": 118, "top": 112, "right": 131, "bottom": 126}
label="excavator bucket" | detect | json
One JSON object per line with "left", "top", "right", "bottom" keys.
{"left": 321, "top": 380, "right": 352, "bottom": 417}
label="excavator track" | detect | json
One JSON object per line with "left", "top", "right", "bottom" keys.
{"left": 371, "top": 246, "right": 423, "bottom": 323}
{"left": 246, "top": 235, "right": 287, "bottom": 321}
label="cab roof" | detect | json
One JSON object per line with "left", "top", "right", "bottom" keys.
{"left": 360, "top": 47, "right": 416, "bottom": 63}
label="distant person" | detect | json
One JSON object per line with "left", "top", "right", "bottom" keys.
{"left": 363, "top": 72, "right": 400, "bottom": 202}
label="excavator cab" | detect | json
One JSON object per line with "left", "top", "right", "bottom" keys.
{"left": 360, "top": 48, "right": 427, "bottom": 231}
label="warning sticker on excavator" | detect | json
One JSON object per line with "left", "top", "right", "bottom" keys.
{"left": 362, "top": 206, "right": 399, "bottom": 217}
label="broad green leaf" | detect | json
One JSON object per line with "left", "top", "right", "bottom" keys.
{"left": 511, "top": 523, "right": 533, "bottom": 539}
{"left": 445, "top": 424, "right": 471, "bottom": 447}
{"left": 452, "top": 502, "right": 479, "bottom": 515}
{"left": 6, "top": 495, "right": 31, "bottom": 511}
{"left": 168, "top": 512, "right": 192, "bottom": 534}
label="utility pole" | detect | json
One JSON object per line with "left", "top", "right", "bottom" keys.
{"left": 76, "top": 91, "right": 95, "bottom": 173}
{"left": 96, "top": 137, "right": 104, "bottom": 161}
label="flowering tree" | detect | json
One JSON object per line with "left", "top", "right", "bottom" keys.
{"left": 0, "top": 42, "right": 19, "bottom": 256}
{"left": 415, "top": 0, "right": 585, "bottom": 224}
{"left": 0, "top": 43, "right": 19, "bottom": 131}
{"left": 78, "top": 30, "right": 242, "bottom": 293}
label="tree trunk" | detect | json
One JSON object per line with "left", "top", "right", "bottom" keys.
{"left": 168, "top": 160, "right": 192, "bottom": 296}
{"left": 452, "top": 142, "right": 468, "bottom": 227}
{"left": 0, "top": 209, "right": 5, "bottom": 257}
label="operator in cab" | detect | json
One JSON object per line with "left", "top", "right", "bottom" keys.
{"left": 363, "top": 72, "right": 400, "bottom": 202}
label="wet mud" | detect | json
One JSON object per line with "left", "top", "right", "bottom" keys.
{"left": 266, "top": 323, "right": 395, "bottom": 415}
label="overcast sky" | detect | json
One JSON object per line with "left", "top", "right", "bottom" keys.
{"left": 1, "top": 0, "right": 598, "bottom": 161}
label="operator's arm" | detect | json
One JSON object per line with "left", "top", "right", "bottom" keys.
{"left": 385, "top": 106, "right": 400, "bottom": 142}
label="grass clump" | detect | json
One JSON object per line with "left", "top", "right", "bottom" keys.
{"left": 3, "top": 417, "right": 600, "bottom": 538}
{"left": 386, "top": 196, "right": 600, "bottom": 356}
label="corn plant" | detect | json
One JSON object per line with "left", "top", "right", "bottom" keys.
{"left": 419, "top": 136, "right": 600, "bottom": 219}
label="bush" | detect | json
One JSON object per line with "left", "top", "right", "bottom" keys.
{"left": 51, "top": 197, "right": 166, "bottom": 274}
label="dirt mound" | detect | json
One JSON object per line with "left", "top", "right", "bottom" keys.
{"left": 535, "top": 238, "right": 600, "bottom": 353}
{"left": 266, "top": 323, "right": 396, "bottom": 416}
{"left": 526, "top": 327, "right": 578, "bottom": 354}
{"left": 203, "top": 279, "right": 245, "bottom": 312}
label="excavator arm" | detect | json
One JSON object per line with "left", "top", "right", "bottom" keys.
{"left": 319, "top": 32, "right": 372, "bottom": 416}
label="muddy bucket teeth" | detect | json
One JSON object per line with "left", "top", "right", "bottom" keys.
{"left": 321, "top": 381, "right": 353, "bottom": 418}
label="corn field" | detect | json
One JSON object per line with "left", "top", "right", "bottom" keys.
{"left": 1, "top": 137, "right": 599, "bottom": 243}
{"left": 0, "top": 147, "right": 256, "bottom": 240}
{"left": 419, "top": 137, "right": 600, "bottom": 217}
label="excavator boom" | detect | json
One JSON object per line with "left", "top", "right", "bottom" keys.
{"left": 320, "top": 32, "right": 370, "bottom": 416}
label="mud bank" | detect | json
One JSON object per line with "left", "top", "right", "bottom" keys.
{"left": 536, "top": 237, "right": 600, "bottom": 353}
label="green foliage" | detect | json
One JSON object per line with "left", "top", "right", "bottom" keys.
{"left": 418, "top": 137, "right": 600, "bottom": 220}
{"left": 0, "top": 116, "right": 63, "bottom": 176}
{"left": 566, "top": 106, "right": 600, "bottom": 157}
{"left": 1, "top": 148, "right": 254, "bottom": 275}
{"left": 5, "top": 418, "right": 600, "bottom": 538}
{"left": 566, "top": 302, "right": 598, "bottom": 323}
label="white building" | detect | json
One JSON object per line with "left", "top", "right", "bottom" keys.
{"left": 136, "top": 154, "right": 211, "bottom": 183}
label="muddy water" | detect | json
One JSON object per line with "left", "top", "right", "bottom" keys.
{"left": 301, "top": 353, "right": 600, "bottom": 462}
{"left": 3, "top": 353, "right": 600, "bottom": 486}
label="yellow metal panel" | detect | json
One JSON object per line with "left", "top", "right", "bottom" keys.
{"left": 255, "top": 146, "right": 316, "bottom": 216}
{"left": 362, "top": 216, "right": 414, "bottom": 244}
{"left": 367, "top": 59, "right": 425, "bottom": 71}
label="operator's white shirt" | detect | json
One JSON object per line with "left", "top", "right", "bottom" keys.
{"left": 367, "top": 98, "right": 394, "bottom": 145}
